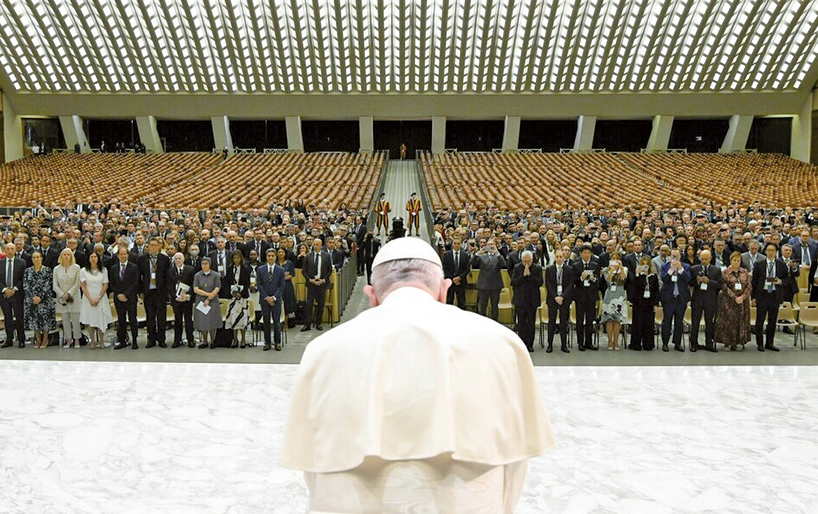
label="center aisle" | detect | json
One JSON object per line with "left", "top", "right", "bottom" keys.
{"left": 378, "top": 159, "right": 430, "bottom": 243}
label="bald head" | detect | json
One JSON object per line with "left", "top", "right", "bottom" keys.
{"left": 699, "top": 249, "right": 711, "bottom": 266}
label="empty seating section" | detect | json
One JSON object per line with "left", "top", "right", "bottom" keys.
{"left": 0, "top": 151, "right": 386, "bottom": 210}
{"left": 162, "top": 151, "right": 386, "bottom": 210}
{"left": 0, "top": 152, "right": 221, "bottom": 207}
{"left": 420, "top": 151, "right": 818, "bottom": 210}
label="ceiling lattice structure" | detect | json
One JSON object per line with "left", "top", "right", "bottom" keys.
{"left": 0, "top": 0, "right": 817, "bottom": 95}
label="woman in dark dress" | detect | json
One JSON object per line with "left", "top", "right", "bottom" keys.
{"left": 716, "top": 251, "right": 753, "bottom": 350}
{"left": 24, "top": 250, "right": 56, "bottom": 349}
{"left": 277, "top": 248, "right": 297, "bottom": 321}
{"left": 682, "top": 244, "right": 699, "bottom": 267}
{"left": 628, "top": 255, "right": 660, "bottom": 351}
{"left": 295, "top": 242, "right": 308, "bottom": 269}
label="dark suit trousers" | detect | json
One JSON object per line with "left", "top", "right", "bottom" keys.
{"left": 261, "top": 300, "right": 282, "bottom": 346}
{"left": 357, "top": 246, "right": 365, "bottom": 274}
{"left": 515, "top": 305, "right": 536, "bottom": 348}
{"left": 171, "top": 300, "right": 194, "bottom": 344}
{"left": 115, "top": 299, "right": 138, "bottom": 344}
{"left": 755, "top": 292, "right": 780, "bottom": 347}
{"left": 365, "top": 260, "right": 374, "bottom": 285}
{"left": 144, "top": 289, "right": 167, "bottom": 344}
{"left": 690, "top": 297, "right": 717, "bottom": 348}
{"left": 1, "top": 294, "right": 25, "bottom": 344}
{"left": 306, "top": 284, "right": 326, "bottom": 326}
{"left": 574, "top": 296, "right": 596, "bottom": 348}
{"left": 661, "top": 299, "right": 686, "bottom": 347}
{"left": 631, "top": 302, "right": 655, "bottom": 350}
{"left": 477, "top": 289, "right": 500, "bottom": 320}
{"left": 547, "top": 301, "right": 569, "bottom": 346}
{"left": 446, "top": 283, "right": 466, "bottom": 309}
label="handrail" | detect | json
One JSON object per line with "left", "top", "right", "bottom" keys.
{"left": 366, "top": 150, "right": 390, "bottom": 231}
{"left": 415, "top": 157, "right": 436, "bottom": 242}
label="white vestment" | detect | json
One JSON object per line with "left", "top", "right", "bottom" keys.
{"left": 281, "top": 286, "right": 555, "bottom": 513}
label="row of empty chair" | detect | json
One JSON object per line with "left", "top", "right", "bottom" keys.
{"left": 0, "top": 153, "right": 221, "bottom": 207}
{"left": 420, "top": 151, "right": 818, "bottom": 210}
{"left": 0, "top": 151, "right": 386, "bottom": 210}
{"left": 160, "top": 151, "right": 386, "bottom": 209}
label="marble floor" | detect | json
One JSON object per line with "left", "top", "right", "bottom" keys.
{"left": 1, "top": 361, "right": 817, "bottom": 514}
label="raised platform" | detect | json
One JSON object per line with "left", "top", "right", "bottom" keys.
{"left": 1, "top": 361, "right": 816, "bottom": 513}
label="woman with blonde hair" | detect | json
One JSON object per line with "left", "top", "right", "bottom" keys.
{"left": 601, "top": 252, "right": 629, "bottom": 351}
{"left": 53, "top": 248, "right": 82, "bottom": 348}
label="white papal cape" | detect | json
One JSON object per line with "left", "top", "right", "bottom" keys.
{"left": 281, "top": 286, "right": 555, "bottom": 513}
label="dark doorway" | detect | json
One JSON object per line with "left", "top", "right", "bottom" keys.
{"left": 156, "top": 120, "right": 214, "bottom": 152}
{"left": 23, "top": 118, "right": 65, "bottom": 150}
{"left": 519, "top": 119, "right": 578, "bottom": 152}
{"left": 302, "top": 120, "right": 360, "bottom": 152}
{"left": 85, "top": 119, "right": 140, "bottom": 150}
{"left": 373, "top": 120, "right": 432, "bottom": 158}
{"left": 593, "top": 120, "right": 653, "bottom": 152}
{"left": 747, "top": 117, "right": 792, "bottom": 155}
{"left": 445, "top": 120, "right": 504, "bottom": 152}
{"left": 668, "top": 119, "right": 730, "bottom": 153}
{"left": 230, "top": 120, "right": 287, "bottom": 152}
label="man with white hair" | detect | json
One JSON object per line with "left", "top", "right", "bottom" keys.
{"left": 511, "top": 250, "right": 544, "bottom": 352}
{"left": 282, "top": 237, "right": 554, "bottom": 513}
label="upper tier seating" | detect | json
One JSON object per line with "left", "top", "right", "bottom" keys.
{"left": 0, "top": 151, "right": 386, "bottom": 210}
{"left": 420, "top": 151, "right": 818, "bottom": 210}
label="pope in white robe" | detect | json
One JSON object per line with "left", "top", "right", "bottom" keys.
{"left": 281, "top": 237, "right": 555, "bottom": 513}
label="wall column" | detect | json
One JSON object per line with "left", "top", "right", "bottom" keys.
{"left": 211, "top": 116, "right": 233, "bottom": 155}
{"left": 359, "top": 116, "right": 374, "bottom": 152}
{"left": 720, "top": 115, "right": 753, "bottom": 153}
{"left": 502, "top": 115, "right": 521, "bottom": 152}
{"left": 791, "top": 91, "right": 812, "bottom": 163}
{"left": 3, "top": 96, "right": 25, "bottom": 161}
{"left": 58, "top": 115, "right": 89, "bottom": 154}
{"left": 431, "top": 115, "right": 446, "bottom": 154}
{"left": 573, "top": 115, "right": 596, "bottom": 151}
{"left": 135, "top": 116, "right": 163, "bottom": 153}
{"left": 645, "top": 115, "right": 674, "bottom": 151}
{"left": 285, "top": 116, "right": 304, "bottom": 153}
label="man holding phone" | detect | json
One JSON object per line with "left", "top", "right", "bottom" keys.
{"left": 571, "top": 244, "right": 601, "bottom": 351}
{"left": 660, "top": 248, "right": 691, "bottom": 352}
{"left": 752, "top": 243, "right": 788, "bottom": 352}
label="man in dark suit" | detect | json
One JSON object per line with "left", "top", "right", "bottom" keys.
{"left": 511, "top": 251, "right": 543, "bottom": 353}
{"left": 244, "top": 231, "right": 268, "bottom": 260}
{"left": 792, "top": 229, "right": 817, "bottom": 292}
{"left": 442, "top": 238, "right": 470, "bottom": 309}
{"left": 752, "top": 243, "right": 789, "bottom": 352}
{"left": 688, "top": 250, "right": 722, "bottom": 353}
{"left": 138, "top": 238, "right": 170, "bottom": 348}
{"left": 66, "top": 239, "right": 88, "bottom": 268}
{"left": 361, "top": 231, "right": 381, "bottom": 285}
{"left": 301, "top": 238, "right": 332, "bottom": 331}
{"left": 660, "top": 248, "right": 691, "bottom": 352}
{"left": 352, "top": 216, "right": 367, "bottom": 276}
{"left": 40, "top": 234, "right": 60, "bottom": 268}
{"left": 506, "top": 241, "right": 521, "bottom": 274}
{"left": 545, "top": 250, "right": 574, "bottom": 353}
{"left": 167, "top": 252, "right": 196, "bottom": 348}
{"left": 185, "top": 244, "right": 202, "bottom": 273}
{"left": 623, "top": 239, "right": 647, "bottom": 276}
{"left": 208, "top": 237, "right": 230, "bottom": 299}
{"left": 1, "top": 243, "right": 26, "bottom": 348}
{"left": 572, "top": 244, "right": 601, "bottom": 351}
{"left": 471, "top": 239, "right": 506, "bottom": 321}
{"left": 257, "top": 249, "right": 286, "bottom": 351}
{"left": 711, "top": 238, "right": 730, "bottom": 269}
{"left": 111, "top": 247, "right": 140, "bottom": 350}
{"left": 780, "top": 244, "right": 801, "bottom": 304}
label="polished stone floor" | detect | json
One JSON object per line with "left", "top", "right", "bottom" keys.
{"left": 1, "top": 361, "right": 816, "bottom": 514}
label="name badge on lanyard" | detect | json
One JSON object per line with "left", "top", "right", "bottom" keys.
{"left": 700, "top": 282, "right": 707, "bottom": 290}
{"left": 557, "top": 285, "right": 563, "bottom": 295}
{"left": 643, "top": 289, "right": 651, "bottom": 299}
{"left": 611, "top": 285, "right": 617, "bottom": 292}
{"left": 734, "top": 282, "right": 742, "bottom": 291}
{"left": 671, "top": 274, "right": 678, "bottom": 283}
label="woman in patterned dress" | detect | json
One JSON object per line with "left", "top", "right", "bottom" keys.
{"left": 23, "top": 250, "right": 56, "bottom": 349}
{"left": 601, "top": 254, "right": 629, "bottom": 351}
{"left": 716, "top": 251, "right": 753, "bottom": 350}
{"left": 224, "top": 250, "right": 251, "bottom": 348}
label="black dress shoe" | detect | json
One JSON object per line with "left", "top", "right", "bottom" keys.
{"left": 275, "top": 343, "right": 282, "bottom": 351}
{"left": 146, "top": 342, "right": 156, "bottom": 349}
{"left": 172, "top": 342, "right": 182, "bottom": 348}
{"left": 158, "top": 342, "right": 167, "bottom": 348}
{"left": 114, "top": 342, "right": 129, "bottom": 350}
{"left": 315, "top": 325, "right": 323, "bottom": 331}
{"left": 675, "top": 344, "right": 684, "bottom": 352}
{"left": 586, "top": 344, "right": 597, "bottom": 351}
{"left": 706, "top": 345, "right": 718, "bottom": 353}
{"left": 561, "top": 345, "right": 570, "bottom": 353}
{"left": 578, "top": 344, "right": 585, "bottom": 352}
{"left": 187, "top": 341, "right": 195, "bottom": 348}
{"left": 18, "top": 341, "right": 25, "bottom": 348}
{"left": 198, "top": 342, "right": 208, "bottom": 349}
{"left": 300, "top": 325, "right": 311, "bottom": 332}
{"left": 546, "top": 344, "right": 553, "bottom": 353}
{"left": 690, "top": 344, "right": 698, "bottom": 353}
{"left": 662, "top": 343, "right": 669, "bottom": 352}
{"left": 0, "top": 341, "right": 12, "bottom": 348}
{"left": 209, "top": 343, "right": 215, "bottom": 349}
{"left": 527, "top": 345, "right": 534, "bottom": 353}
{"left": 765, "top": 344, "right": 780, "bottom": 352}
{"left": 757, "top": 344, "right": 765, "bottom": 352}
{"left": 132, "top": 343, "right": 138, "bottom": 350}
{"left": 263, "top": 344, "right": 271, "bottom": 351}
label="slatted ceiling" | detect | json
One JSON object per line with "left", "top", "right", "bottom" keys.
{"left": 1, "top": 0, "right": 818, "bottom": 94}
